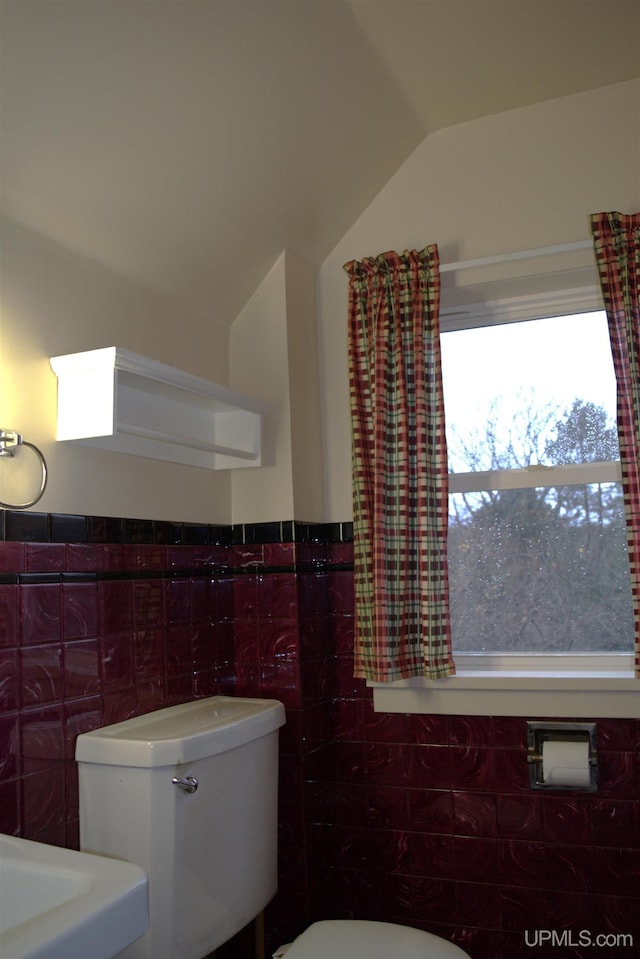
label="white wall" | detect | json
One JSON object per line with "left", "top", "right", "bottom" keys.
{"left": 284, "top": 250, "right": 325, "bottom": 522}
{"left": 3, "top": 81, "right": 638, "bottom": 526}
{"left": 229, "top": 249, "right": 325, "bottom": 523}
{"left": 0, "top": 217, "right": 232, "bottom": 522}
{"left": 317, "top": 80, "right": 640, "bottom": 521}
{"left": 229, "top": 253, "right": 294, "bottom": 524}
{"left": 0, "top": 218, "right": 325, "bottom": 526}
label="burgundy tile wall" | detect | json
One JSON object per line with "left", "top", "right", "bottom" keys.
{"left": 1, "top": 515, "right": 639, "bottom": 959}
{"left": 286, "top": 541, "right": 640, "bottom": 959}
{"left": 0, "top": 534, "right": 232, "bottom": 846}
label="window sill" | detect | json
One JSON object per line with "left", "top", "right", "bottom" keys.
{"left": 370, "top": 654, "right": 639, "bottom": 718}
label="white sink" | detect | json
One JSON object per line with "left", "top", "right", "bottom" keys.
{"left": 0, "top": 833, "right": 148, "bottom": 959}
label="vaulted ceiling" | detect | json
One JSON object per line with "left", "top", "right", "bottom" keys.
{"left": 1, "top": 0, "right": 638, "bottom": 329}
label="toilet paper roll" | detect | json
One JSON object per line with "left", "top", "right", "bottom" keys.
{"left": 542, "top": 739, "right": 591, "bottom": 787}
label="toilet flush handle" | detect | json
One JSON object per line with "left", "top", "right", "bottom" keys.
{"left": 172, "top": 776, "right": 198, "bottom": 794}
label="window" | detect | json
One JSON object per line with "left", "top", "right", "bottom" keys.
{"left": 442, "top": 310, "right": 634, "bottom": 660}
{"left": 371, "top": 295, "right": 639, "bottom": 718}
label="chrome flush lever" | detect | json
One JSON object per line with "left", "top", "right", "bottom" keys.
{"left": 172, "top": 776, "right": 198, "bottom": 794}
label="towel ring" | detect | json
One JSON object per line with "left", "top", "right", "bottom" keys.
{"left": 0, "top": 430, "right": 48, "bottom": 509}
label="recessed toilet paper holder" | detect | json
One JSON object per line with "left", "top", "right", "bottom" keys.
{"left": 527, "top": 721, "right": 598, "bottom": 792}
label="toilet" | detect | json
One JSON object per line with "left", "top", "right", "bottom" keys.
{"left": 76, "top": 696, "right": 286, "bottom": 959}
{"left": 76, "top": 695, "right": 470, "bottom": 959}
{"left": 275, "top": 919, "right": 471, "bottom": 958}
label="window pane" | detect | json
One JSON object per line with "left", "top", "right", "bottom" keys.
{"left": 441, "top": 312, "right": 619, "bottom": 472}
{"left": 448, "top": 484, "right": 634, "bottom": 653}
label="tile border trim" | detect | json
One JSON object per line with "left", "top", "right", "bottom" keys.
{"left": 0, "top": 511, "right": 353, "bottom": 546}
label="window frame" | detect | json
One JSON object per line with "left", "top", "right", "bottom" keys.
{"left": 371, "top": 287, "right": 639, "bottom": 717}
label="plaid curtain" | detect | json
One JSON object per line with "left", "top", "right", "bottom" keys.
{"left": 344, "top": 247, "right": 454, "bottom": 681}
{"left": 591, "top": 211, "right": 640, "bottom": 678}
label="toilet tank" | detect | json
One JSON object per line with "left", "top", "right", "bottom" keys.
{"left": 76, "top": 696, "right": 285, "bottom": 959}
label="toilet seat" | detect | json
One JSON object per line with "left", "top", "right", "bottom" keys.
{"left": 279, "top": 919, "right": 471, "bottom": 958}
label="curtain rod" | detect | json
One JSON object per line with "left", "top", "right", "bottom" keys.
{"left": 439, "top": 239, "right": 592, "bottom": 274}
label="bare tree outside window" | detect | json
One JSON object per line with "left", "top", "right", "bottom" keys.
{"left": 442, "top": 313, "right": 634, "bottom": 655}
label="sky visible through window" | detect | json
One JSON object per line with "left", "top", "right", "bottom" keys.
{"left": 440, "top": 310, "right": 633, "bottom": 654}
{"left": 441, "top": 311, "right": 616, "bottom": 471}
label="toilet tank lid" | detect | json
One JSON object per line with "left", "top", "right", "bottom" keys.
{"left": 75, "top": 696, "right": 285, "bottom": 768}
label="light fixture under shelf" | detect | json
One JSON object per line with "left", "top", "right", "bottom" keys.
{"left": 50, "top": 347, "right": 271, "bottom": 470}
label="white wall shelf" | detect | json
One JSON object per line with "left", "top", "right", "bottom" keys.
{"left": 50, "top": 347, "right": 271, "bottom": 470}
